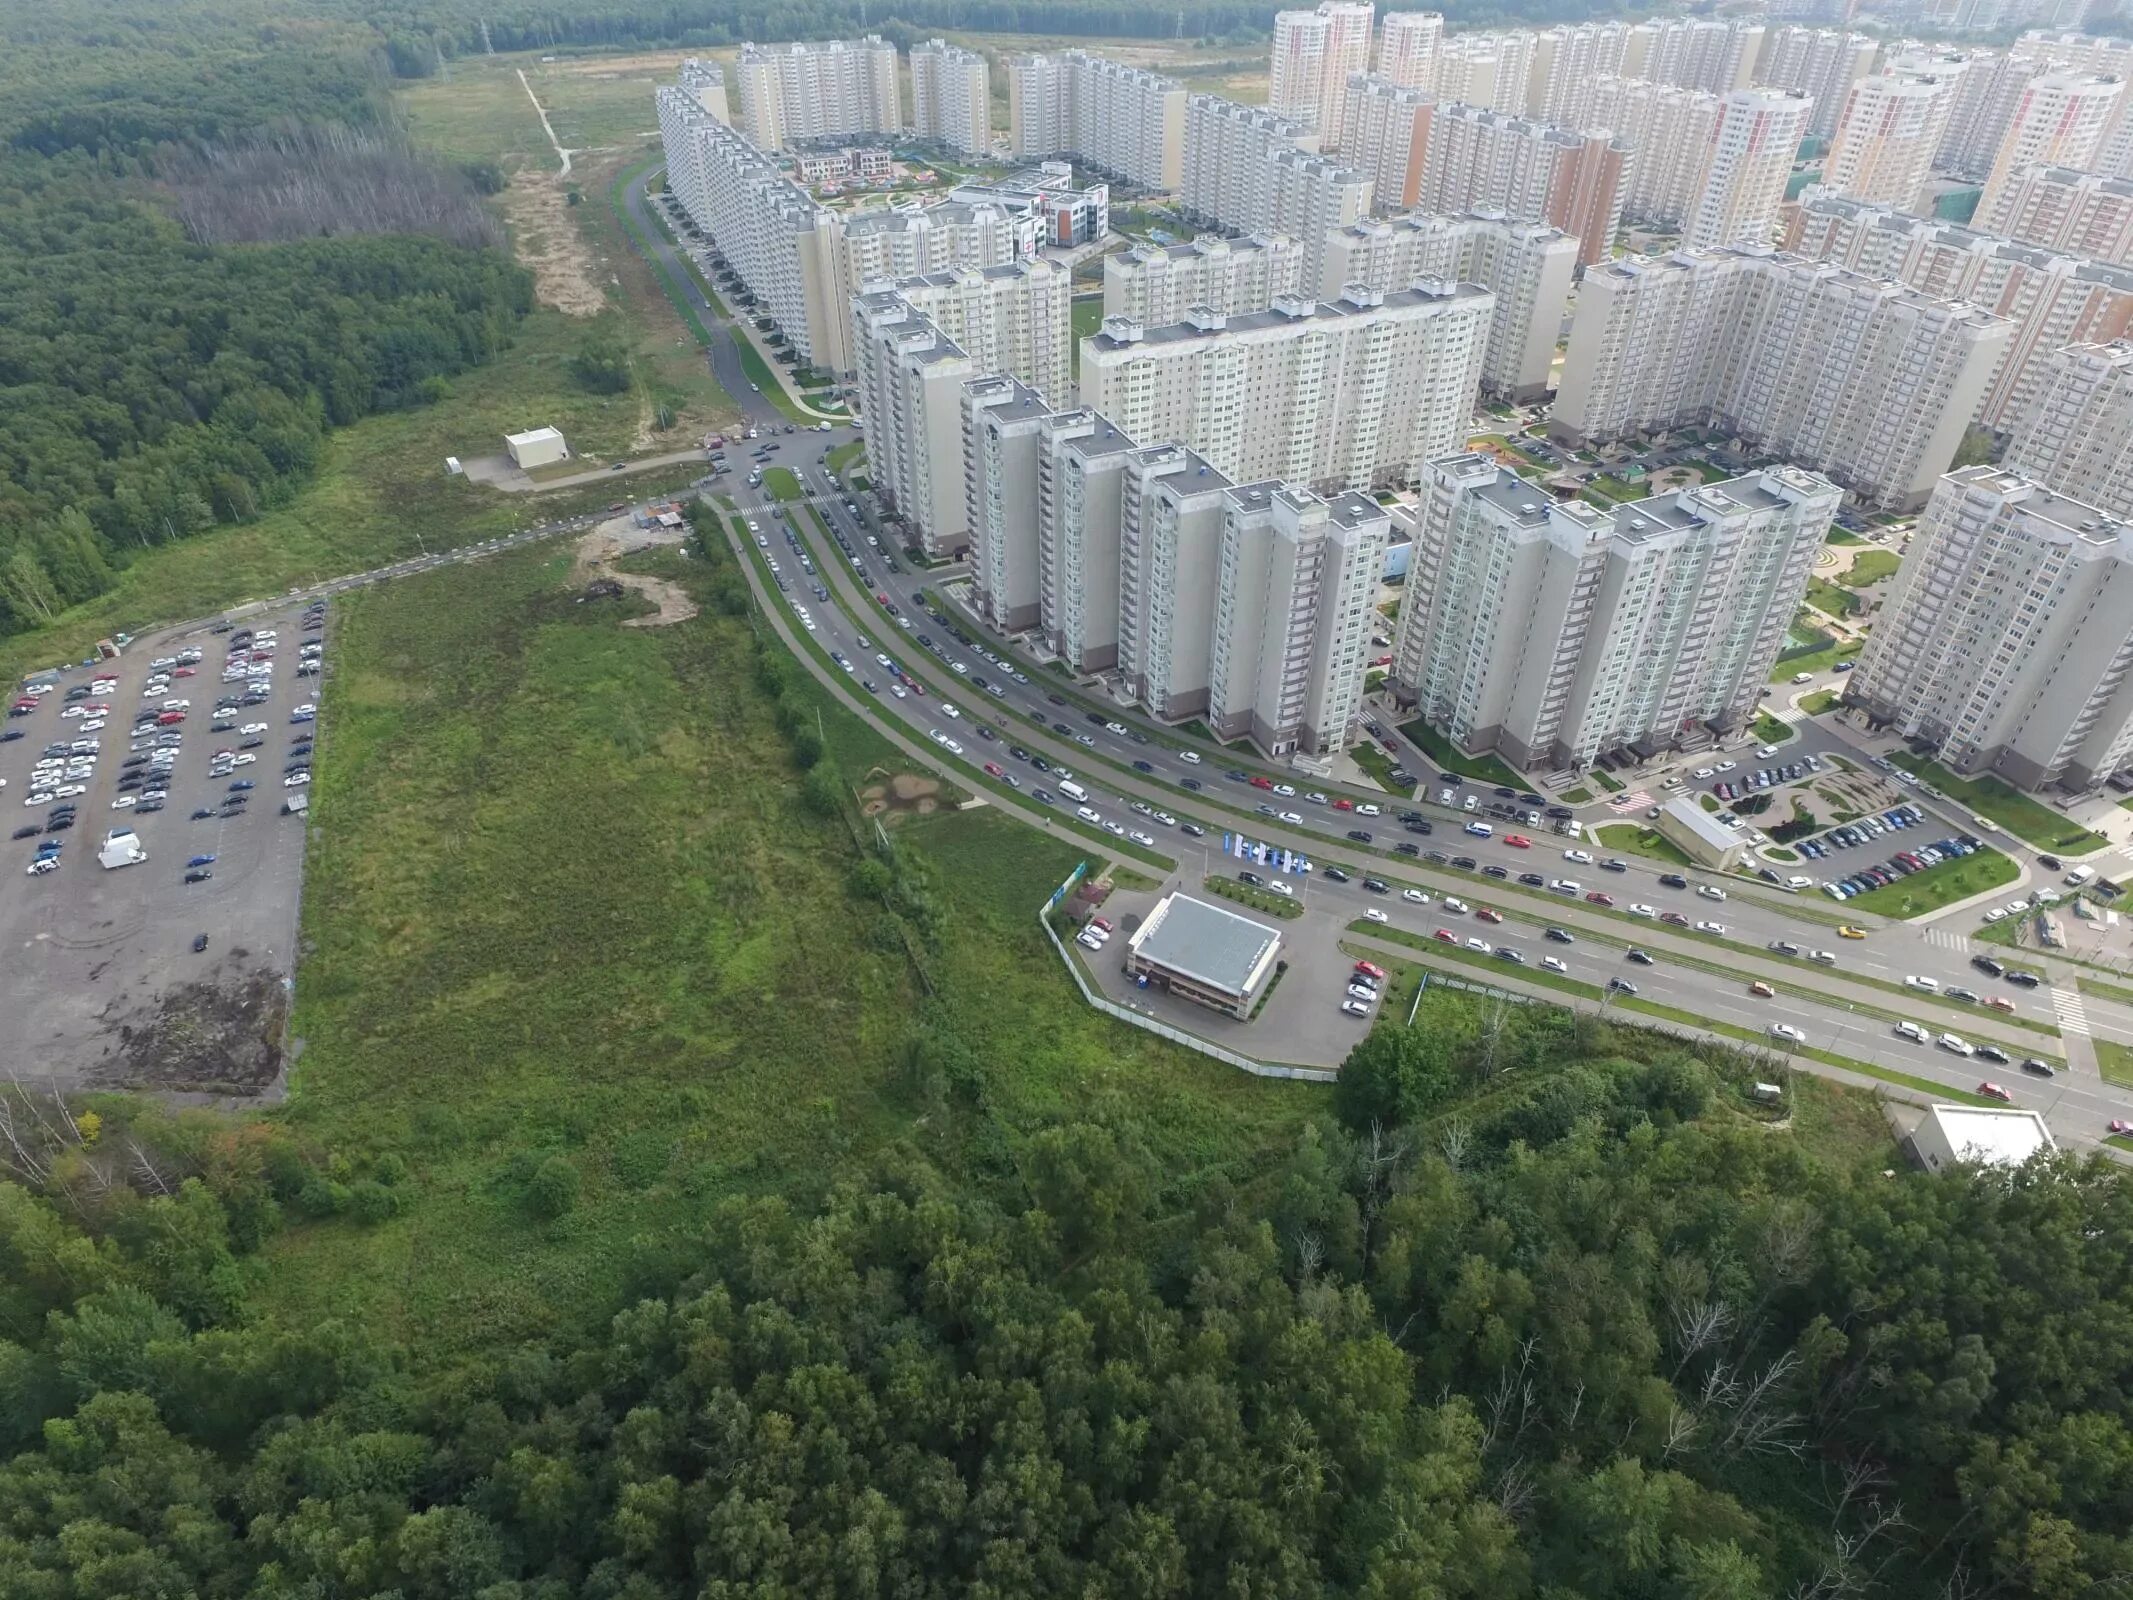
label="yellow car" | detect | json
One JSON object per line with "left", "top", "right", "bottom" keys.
{"left": 1837, "top": 925, "right": 1868, "bottom": 939}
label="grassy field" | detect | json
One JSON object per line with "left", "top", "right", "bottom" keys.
{"left": 1751, "top": 711, "right": 1795, "bottom": 745}
{"left": 1805, "top": 576, "right": 1861, "bottom": 619}
{"left": 1398, "top": 718, "right": 1521, "bottom": 786}
{"left": 1838, "top": 549, "right": 1900, "bottom": 588}
{"left": 1842, "top": 845, "right": 2019, "bottom": 919}
{"left": 1207, "top": 875, "right": 1305, "bottom": 918}
{"left": 1800, "top": 690, "right": 1840, "bottom": 716}
{"left": 2096, "top": 1039, "right": 2133, "bottom": 1089}
{"left": 1886, "top": 752, "right": 2110, "bottom": 854}
{"left": 1593, "top": 823, "right": 1694, "bottom": 867}
{"left": 1774, "top": 630, "right": 1862, "bottom": 681}
{"left": 259, "top": 536, "right": 1315, "bottom": 1357}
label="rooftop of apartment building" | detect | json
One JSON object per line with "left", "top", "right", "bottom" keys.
{"left": 1049, "top": 408, "right": 1140, "bottom": 463}
{"left": 1130, "top": 442, "right": 1232, "bottom": 490}
{"left": 842, "top": 199, "right": 1013, "bottom": 235}
{"left": 1338, "top": 209, "right": 1571, "bottom": 242}
{"left": 966, "top": 373, "right": 1054, "bottom": 424}
{"left": 1951, "top": 466, "right": 2130, "bottom": 547}
{"left": 1798, "top": 190, "right": 2133, "bottom": 288}
{"left": 1324, "top": 489, "right": 1389, "bottom": 529}
{"left": 951, "top": 165, "right": 1107, "bottom": 203}
{"left": 895, "top": 261, "right": 1057, "bottom": 292}
{"left": 1126, "top": 232, "right": 1295, "bottom": 263}
{"left": 1436, "top": 102, "right": 1633, "bottom": 149}
{"left": 2016, "top": 164, "right": 2133, "bottom": 193}
{"left": 1091, "top": 278, "right": 1490, "bottom": 350}
{"left": 739, "top": 35, "right": 893, "bottom": 57}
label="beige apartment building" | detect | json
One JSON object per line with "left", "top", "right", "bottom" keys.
{"left": 1007, "top": 51, "right": 1186, "bottom": 190}
{"left": 1822, "top": 64, "right": 1963, "bottom": 212}
{"left": 1754, "top": 26, "right": 1880, "bottom": 139}
{"left": 1978, "top": 165, "right": 2133, "bottom": 266}
{"left": 910, "top": 39, "right": 992, "bottom": 158}
{"left": 733, "top": 37, "right": 901, "bottom": 151}
{"left": 1685, "top": 89, "right": 1814, "bottom": 248}
{"left": 1376, "top": 11, "right": 1444, "bottom": 90}
{"left": 2007, "top": 341, "right": 2133, "bottom": 518}
{"left": 1269, "top": 2, "right": 1376, "bottom": 150}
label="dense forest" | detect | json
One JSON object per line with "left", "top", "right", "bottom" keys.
{"left": 5, "top": 991, "right": 2132, "bottom": 1597}
{"left": 0, "top": 32, "right": 527, "bottom": 642}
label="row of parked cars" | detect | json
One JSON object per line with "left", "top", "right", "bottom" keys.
{"left": 1341, "top": 959, "right": 1386, "bottom": 1017}
{"left": 1709, "top": 758, "right": 1816, "bottom": 803}
{"left": 1797, "top": 805, "right": 1925, "bottom": 858}
{"left": 1822, "top": 834, "right": 1984, "bottom": 900}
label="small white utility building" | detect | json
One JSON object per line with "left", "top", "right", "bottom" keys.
{"left": 1913, "top": 1103, "right": 2055, "bottom": 1172}
{"left": 505, "top": 427, "right": 570, "bottom": 469}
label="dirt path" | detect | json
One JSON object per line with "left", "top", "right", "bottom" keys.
{"left": 572, "top": 515, "right": 698, "bottom": 627}
{"left": 518, "top": 67, "right": 575, "bottom": 176}
{"left": 499, "top": 170, "right": 607, "bottom": 315}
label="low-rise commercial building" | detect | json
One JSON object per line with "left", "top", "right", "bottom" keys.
{"left": 505, "top": 427, "right": 569, "bottom": 469}
{"left": 1913, "top": 1103, "right": 2056, "bottom": 1171}
{"left": 1123, "top": 892, "right": 1284, "bottom": 1018}
{"left": 951, "top": 163, "right": 1110, "bottom": 247}
{"left": 1656, "top": 796, "right": 1748, "bottom": 869}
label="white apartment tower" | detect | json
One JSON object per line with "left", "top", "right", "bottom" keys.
{"left": 1585, "top": 77, "right": 1726, "bottom": 229}
{"left": 1342, "top": 75, "right": 1435, "bottom": 212}
{"left": 1035, "top": 408, "right": 1139, "bottom": 673}
{"left": 1117, "top": 445, "right": 1235, "bottom": 719}
{"left": 911, "top": 39, "right": 992, "bottom": 158}
{"left": 1181, "top": 96, "right": 1374, "bottom": 286}
{"left": 1823, "top": 67, "right": 1963, "bottom": 212}
{"left": 1319, "top": 212, "right": 1579, "bottom": 400}
{"left": 674, "top": 57, "right": 730, "bottom": 124}
{"left": 1978, "top": 165, "right": 2133, "bottom": 265}
{"left": 1434, "top": 32, "right": 1537, "bottom": 114}
{"left": 733, "top": 37, "right": 901, "bottom": 151}
{"left": 1103, "top": 233, "right": 1304, "bottom": 326}
{"left": 852, "top": 293, "right": 976, "bottom": 558}
{"left": 1851, "top": 467, "right": 2133, "bottom": 791}
{"left": 1552, "top": 247, "right": 2012, "bottom": 510}
{"left": 1270, "top": 2, "right": 1376, "bottom": 149}
{"left": 962, "top": 376, "right": 1054, "bottom": 632}
{"left": 1207, "top": 484, "right": 1390, "bottom": 755}
{"left": 1391, "top": 455, "right": 1841, "bottom": 771}
{"left": 1377, "top": 12, "right": 1445, "bottom": 90}
{"left": 1080, "top": 281, "right": 1492, "bottom": 493}
{"left": 1415, "top": 102, "right": 1632, "bottom": 267}
{"left": 1623, "top": 17, "right": 1768, "bottom": 96}
{"left": 1687, "top": 89, "right": 1814, "bottom": 248}
{"left": 2008, "top": 341, "right": 2133, "bottom": 518}
{"left": 1526, "top": 23, "right": 1634, "bottom": 125}
{"left": 1007, "top": 51, "right": 1187, "bottom": 190}
{"left": 1754, "top": 27, "right": 1880, "bottom": 139}
{"left": 1979, "top": 72, "right": 2127, "bottom": 219}
{"left": 883, "top": 259, "right": 1074, "bottom": 403}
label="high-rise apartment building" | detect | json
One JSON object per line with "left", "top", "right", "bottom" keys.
{"left": 1207, "top": 484, "right": 1390, "bottom": 754}
{"left": 1103, "top": 233, "right": 1304, "bottom": 326}
{"left": 1754, "top": 27, "right": 1880, "bottom": 139}
{"left": 1822, "top": 65, "right": 1963, "bottom": 211}
{"left": 882, "top": 259, "right": 1074, "bottom": 403}
{"left": 1390, "top": 454, "right": 1840, "bottom": 771}
{"left": 1526, "top": 22, "right": 1634, "bottom": 125}
{"left": 852, "top": 294, "right": 976, "bottom": 557}
{"left": 1978, "top": 165, "right": 2133, "bottom": 264}
{"left": 1585, "top": 77, "right": 1726, "bottom": 229}
{"left": 1784, "top": 187, "right": 2133, "bottom": 428}
{"left": 1081, "top": 282, "right": 1491, "bottom": 493}
{"left": 673, "top": 57, "right": 730, "bottom": 124}
{"left": 1552, "top": 247, "right": 2011, "bottom": 510}
{"left": 1342, "top": 75, "right": 1435, "bottom": 211}
{"left": 963, "top": 375, "right": 1054, "bottom": 632}
{"left": 1623, "top": 17, "right": 1768, "bottom": 96}
{"left": 1979, "top": 71, "right": 2126, "bottom": 219}
{"left": 1377, "top": 11, "right": 1444, "bottom": 90}
{"left": 1035, "top": 407, "right": 1139, "bottom": 673}
{"left": 733, "top": 37, "right": 901, "bottom": 151}
{"left": 1434, "top": 31, "right": 1537, "bottom": 114}
{"left": 2007, "top": 341, "right": 2133, "bottom": 517}
{"left": 1935, "top": 49, "right": 2049, "bottom": 180}
{"left": 1320, "top": 212, "right": 1578, "bottom": 399}
{"left": 911, "top": 39, "right": 992, "bottom": 158}
{"left": 1116, "top": 444, "right": 1235, "bottom": 720}
{"left": 1270, "top": 2, "right": 1376, "bottom": 149}
{"left": 1851, "top": 467, "right": 2133, "bottom": 791}
{"left": 2017, "top": 30, "right": 2133, "bottom": 174}
{"left": 1180, "top": 96, "right": 1373, "bottom": 286}
{"left": 838, "top": 200, "right": 1033, "bottom": 286}
{"left": 1686, "top": 89, "right": 1814, "bottom": 248}
{"left": 1415, "top": 102, "right": 1630, "bottom": 266}
{"left": 1007, "top": 51, "right": 1186, "bottom": 190}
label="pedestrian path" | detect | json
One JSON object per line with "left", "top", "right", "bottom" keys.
{"left": 1609, "top": 789, "right": 1652, "bottom": 811}
{"left": 1923, "top": 927, "right": 1970, "bottom": 952}
{"left": 2054, "top": 986, "right": 2092, "bottom": 1038}
{"left": 1770, "top": 703, "right": 1808, "bottom": 725}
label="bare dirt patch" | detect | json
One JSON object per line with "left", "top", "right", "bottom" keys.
{"left": 499, "top": 170, "right": 609, "bottom": 316}
{"left": 93, "top": 959, "right": 291, "bottom": 1097}
{"left": 571, "top": 515, "right": 698, "bottom": 626}
{"left": 859, "top": 771, "right": 943, "bottom": 822}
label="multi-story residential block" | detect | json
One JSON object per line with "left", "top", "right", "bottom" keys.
{"left": 1526, "top": 22, "right": 1633, "bottom": 124}
{"left": 1552, "top": 246, "right": 2011, "bottom": 510}
{"left": 911, "top": 39, "right": 991, "bottom": 158}
{"left": 1415, "top": 102, "right": 1630, "bottom": 266}
{"left": 1622, "top": 17, "right": 1768, "bottom": 95}
{"left": 1434, "top": 31, "right": 1537, "bottom": 114}
{"left": 658, "top": 87, "right": 853, "bottom": 371}
{"left": 1754, "top": 26, "right": 1880, "bottom": 139}
{"left": 1117, "top": 444, "right": 1235, "bottom": 719}
{"left": 1320, "top": 211, "right": 1578, "bottom": 399}
{"left": 2007, "top": 340, "right": 2133, "bottom": 517}
{"left": 1035, "top": 407, "right": 1139, "bottom": 672}
{"left": 1007, "top": 51, "right": 1187, "bottom": 190}
{"left": 674, "top": 57, "right": 730, "bottom": 125}
{"left": 949, "top": 164, "right": 1110, "bottom": 247}
{"left": 1080, "top": 281, "right": 1492, "bottom": 493}
{"left": 1936, "top": 48, "right": 2049, "bottom": 179}
{"left": 1822, "top": 64, "right": 1963, "bottom": 211}
{"left": 1207, "top": 484, "right": 1390, "bottom": 754}
{"left": 1685, "top": 89, "right": 1814, "bottom": 248}
{"left": 1377, "top": 11, "right": 1444, "bottom": 90}
{"left": 1977, "top": 164, "right": 2133, "bottom": 265}
{"left": 1103, "top": 233, "right": 1304, "bottom": 325}
{"left": 1979, "top": 71, "right": 2126, "bottom": 219}
{"left": 852, "top": 293, "right": 976, "bottom": 557}
{"left": 1390, "top": 454, "right": 1841, "bottom": 771}
{"left": 880, "top": 259, "right": 1074, "bottom": 403}
{"left": 1270, "top": 2, "right": 1376, "bottom": 149}
{"left": 963, "top": 375, "right": 1054, "bottom": 631}
{"left": 1784, "top": 187, "right": 2133, "bottom": 428}
{"left": 1181, "top": 96, "right": 1373, "bottom": 285}
{"left": 733, "top": 36, "right": 901, "bottom": 151}
{"left": 1342, "top": 75, "right": 1435, "bottom": 211}
{"left": 2017, "top": 30, "right": 2133, "bottom": 174}
{"left": 1584, "top": 77, "right": 1725, "bottom": 229}
{"left": 1850, "top": 466, "right": 2133, "bottom": 791}
{"left": 838, "top": 199, "right": 1033, "bottom": 287}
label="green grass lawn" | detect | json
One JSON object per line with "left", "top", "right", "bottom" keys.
{"left": 1804, "top": 577, "right": 1861, "bottom": 619}
{"left": 1751, "top": 711, "right": 1795, "bottom": 745}
{"left": 1826, "top": 528, "right": 1865, "bottom": 546}
{"left": 1838, "top": 549, "right": 1899, "bottom": 588}
{"left": 1592, "top": 768, "right": 1625, "bottom": 793}
{"left": 1885, "top": 752, "right": 2109, "bottom": 854}
{"left": 1558, "top": 785, "right": 1594, "bottom": 804}
{"left": 826, "top": 439, "right": 867, "bottom": 478}
{"left": 2095, "top": 1039, "right": 2133, "bottom": 1089}
{"left": 1773, "top": 634, "right": 1863, "bottom": 681}
{"left": 1207, "top": 874, "right": 1305, "bottom": 919}
{"left": 1593, "top": 822, "right": 1693, "bottom": 867}
{"left": 258, "top": 536, "right": 1314, "bottom": 1360}
{"left": 1800, "top": 690, "right": 1839, "bottom": 716}
{"left": 1842, "top": 845, "right": 2019, "bottom": 919}
{"left": 1397, "top": 718, "right": 1521, "bottom": 786}
{"left": 1347, "top": 740, "right": 1412, "bottom": 795}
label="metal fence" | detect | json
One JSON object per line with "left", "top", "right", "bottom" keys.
{"left": 1038, "top": 902, "right": 1339, "bottom": 1085}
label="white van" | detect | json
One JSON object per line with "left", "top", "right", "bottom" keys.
{"left": 2066, "top": 865, "right": 2097, "bottom": 887}
{"left": 1058, "top": 780, "right": 1088, "bottom": 803}
{"left": 1464, "top": 820, "right": 1492, "bottom": 838}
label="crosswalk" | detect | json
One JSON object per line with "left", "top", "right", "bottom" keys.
{"left": 1609, "top": 789, "right": 1652, "bottom": 811}
{"left": 1769, "top": 703, "right": 1808, "bottom": 725}
{"left": 2053, "top": 987, "right": 2092, "bottom": 1038}
{"left": 1922, "top": 927, "right": 1970, "bottom": 952}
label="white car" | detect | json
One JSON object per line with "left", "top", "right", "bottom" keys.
{"left": 1894, "top": 1020, "right": 1930, "bottom": 1043}
{"left": 1129, "top": 829, "right": 1155, "bottom": 847}
{"left": 1563, "top": 848, "right": 1593, "bottom": 864}
{"left": 55, "top": 784, "right": 85, "bottom": 799}
{"left": 1076, "top": 931, "right": 1105, "bottom": 951}
{"left": 1356, "top": 804, "right": 1384, "bottom": 818}
{"left": 241, "top": 722, "right": 268, "bottom": 735}
{"left": 1696, "top": 884, "right": 1727, "bottom": 901}
{"left": 1769, "top": 1023, "right": 1806, "bottom": 1044}
{"left": 890, "top": 684, "right": 908, "bottom": 699}
{"left": 1695, "top": 919, "right": 1726, "bottom": 934}
{"left": 1279, "top": 811, "right": 1303, "bottom": 824}
{"left": 1102, "top": 821, "right": 1126, "bottom": 837}
{"left": 1346, "top": 983, "right": 1377, "bottom": 1003}
{"left": 1809, "top": 950, "right": 1838, "bottom": 965}
{"left": 25, "top": 793, "right": 54, "bottom": 808}
{"left": 1402, "top": 888, "right": 1430, "bottom": 904}
{"left": 1269, "top": 881, "right": 1294, "bottom": 898}
{"left": 1465, "top": 936, "right": 1490, "bottom": 952}
{"left": 1982, "top": 908, "right": 2007, "bottom": 923}
{"left": 284, "top": 773, "right": 311, "bottom": 787}
{"left": 940, "top": 703, "right": 961, "bottom": 719}
{"left": 1341, "top": 998, "right": 1373, "bottom": 1017}
{"left": 292, "top": 704, "right": 316, "bottom": 717}
{"left": 26, "top": 857, "right": 58, "bottom": 876}
{"left": 1937, "top": 1033, "right": 1974, "bottom": 1057}
{"left": 1076, "top": 806, "right": 1101, "bottom": 823}
{"left": 1272, "top": 783, "right": 1296, "bottom": 798}
{"left": 1903, "top": 974, "right": 1940, "bottom": 992}
{"left": 77, "top": 719, "right": 104, "bottom": 733}
{"left": 232, "top": 753, "right": 257, "bottom": 766}
{"left": 110, "top": 795, "right": 136, "bottom": 809}
{"left": 1541, "top": 955, "right": 1568, "bottom": 974}
{"left": 1304, "top": 791, "right": 1328, "bottom": 806}
{"left": 1363, "top": 908, "right": 1389, "bottom": 924}
{"left": 1442, "top": 897, "right": 1470, "bottom": 914}
{"left": 1179, "top": 750, "right": 1202, "bottom": 764}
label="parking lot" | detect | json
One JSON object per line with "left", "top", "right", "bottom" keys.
{"left": 1, "top": 600, "right": 326, "bottom": 1093}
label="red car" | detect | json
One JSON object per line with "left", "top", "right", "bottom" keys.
{"left": 1979, "top": 1082, "right": 2013, "bottom": 1103}
{"left": 983, "top": 761, "right": 1004, "bottom": 777}
{"left": 1504, "top": 834, "right": 1530, "bottom": 848}
{"left": 1332, "top": 797, "right": 1354, "bottom": 811}
{"left": 155, "top": 710, "right": 185, "bottom": 725}
{"left": 2109, "top": 1119, "right": 2132, "bottom": 1135}
{"left": 1353, "top": 959, "right": 1385, "bottom": 980}
{"left": 1587, "top": 892, "right": 1617, "bottom": 907}
{"left": 1250, "top": 776, "right": 1274, "bottom": 790}
{"left": 173, "top": 667, "right": 196, "bottom": 678}
{"left": 1432, "top": 929, "right": 1456, "bottom": 943}
{"left": 875, "top": 591, "right": 892, "bottom": 606}
{"left": 1476, "top": 907, "right": 1503, "bottom": 924}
